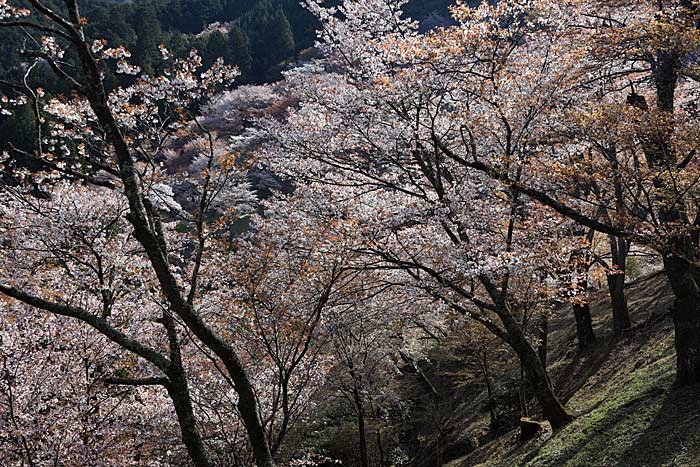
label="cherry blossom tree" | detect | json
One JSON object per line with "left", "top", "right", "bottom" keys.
{"left": 261, "top": 0, "right": 578, "bottom": 428}
{"left": 290, "top": 0, "right": 700, "bottom": 388}
{"left": 3, "top": 0, "right": 700, "bottom": 462}
{"left": 0, "top": 183, "right": 218, "bottom": 466}
{"left": 0, "top": 300, "right": 182, "bottom": 467}
{"left": 216, "top": 195, "right": 361, "bottom": 456}
{"left": 0, "top": 1, "right": 278, "bottom": 465}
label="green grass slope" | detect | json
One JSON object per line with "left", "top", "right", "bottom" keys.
{"left": 455, "top": 272, "right": 700, "bottom": 467}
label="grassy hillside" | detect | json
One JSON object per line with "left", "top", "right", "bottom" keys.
{"left": 440, "top": 272, "right": 700, "bottom": 467}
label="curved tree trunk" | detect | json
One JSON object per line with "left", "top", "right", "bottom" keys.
{"left": 56, "top": 5, "right": 276, "bottom": 463}
{"left": 163, "top": 314, "right": 213, "bottom": 467}
{"left": 497, "top": 311, "right": 573, "bottom": 429}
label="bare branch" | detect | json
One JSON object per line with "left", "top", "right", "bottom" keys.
{"left": 103, "top": 376, "right": 169, "bottom": 387}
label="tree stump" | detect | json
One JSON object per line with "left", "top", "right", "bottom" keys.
{"left": 519, "top": 417, "right": 544, "bottom": 442}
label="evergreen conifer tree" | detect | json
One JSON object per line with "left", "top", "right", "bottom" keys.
{"left": 227, "top": 24, "right": 253, "bottom": 82}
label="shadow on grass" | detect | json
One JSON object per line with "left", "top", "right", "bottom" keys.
{"left": 516, "top": 356, "right": 675, "bottom": 467}
{"left": 554, "top": 337, "right": 619, "bottom": 404}
{"left": 615, "top": 384, "right": 700, "bottom": 467}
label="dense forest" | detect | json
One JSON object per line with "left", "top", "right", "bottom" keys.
{"left": 1, "top": 0, "right": 700, "bottom": 466}
{"left": 0, "top": 0, "right": 457, "bottom": 154}
{"left": 0, "top": 0, "right": 457, "bottom": 83}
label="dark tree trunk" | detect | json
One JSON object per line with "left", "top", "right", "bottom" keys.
{"left": 607, "top": 273, "right": 631, "bottom": 335}
{"left": 633, "top": 45, "right": 700, "bottom": 387}
{"left": 653, "top": 47, "right": 700, "bottom": 386}
{"left": 498, "top": 311, "right": 573, "bottom": 429}
{"left": 162, "top": 314, "right": 213, "bottom": 467}
{"left": 167, "top": 375, "right": 213, "bottom": 467}
{"left": 664, "top": 255, "right": 700, "bottom": 385}
{"left": 59, "top": 16, "right": 277, "bottom": 466}
{"left": 607, "top": 236, "right": 632, "bottom": 335}
{"left": 572, "top": 279, "right": 596, "bottom": 351}
{"left": 647, "top": 51, "right": 700, "bottom": 385}
{"left": 353, "top": 387, "right": 369, "bottom": 467}
{"left": 46, "top": 5, "right": 277, "bottom": 465}
{"left": 569, "top": 244, "right": 596, "bottom": 351}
